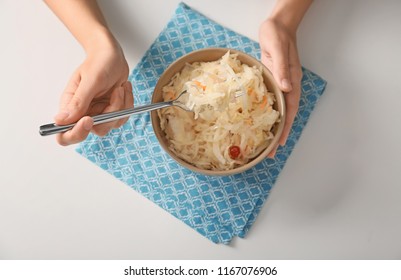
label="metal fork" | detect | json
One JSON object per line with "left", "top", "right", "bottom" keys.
{"left": 39, "top": 91, "right": 191, "bottom": 136}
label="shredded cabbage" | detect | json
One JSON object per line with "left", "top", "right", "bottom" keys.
{"left": 158, "top": 51, "right": 280, "bottom": 170}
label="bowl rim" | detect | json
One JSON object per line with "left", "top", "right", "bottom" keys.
{"left": 150, "top": 47, "right": 286, "bottom": 176}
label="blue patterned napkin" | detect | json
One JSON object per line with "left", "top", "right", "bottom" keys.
{"left": 77, "top": 2, "right": 326, "bottom": 244}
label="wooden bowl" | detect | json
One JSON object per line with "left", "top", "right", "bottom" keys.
{"left": 151, "top": 48, "right": 286, "bottom": 176}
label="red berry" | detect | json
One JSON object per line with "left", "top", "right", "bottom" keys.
{"left": 229, "top": 146, "right": 241, "bottom": 159}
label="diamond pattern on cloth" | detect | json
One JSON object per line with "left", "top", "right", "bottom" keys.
{"left": 76, "top": 2, "right": 327, "bottom": 244}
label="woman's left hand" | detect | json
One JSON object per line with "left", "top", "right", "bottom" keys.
{"left": 259, "top": 18, "right": 303, "bottom": 157}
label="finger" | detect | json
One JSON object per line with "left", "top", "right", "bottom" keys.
{"left": 279, "top": 74, "right": 301, "bottom": 146}
{"left": 267, "top": 144, "right": 279, "bottom": 158}
{"left": 54, "top": 75, "right": 97, "bottom": 125}
{"left": 59, "top": 69, "right": 82, "bottom": 108}
{"left": 92, "top": 86, "right": 125, "bottom": 136}
{"left": 56, "top": 116, "right": 93, "bottom": 146}
{"left": 278, "top": 43, "right": 302, "bottom": 146}
{"left": 114, "top": 81, "right": 134, "bottom": 128}
{"left": 261, "top": 52, "right": 273, "bottom": 74}
{"left": 270, "top": 43, "right": 292, "bottom": 92}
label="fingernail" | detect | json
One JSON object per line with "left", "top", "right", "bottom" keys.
{"left": 281, "top": 79, "right": 292, "bottom": 91}
{"left": 55, "top": 111, "right": 70, "bottom": 121}
{"left": 83, "top": 118, "right": 93, "bottom": 131}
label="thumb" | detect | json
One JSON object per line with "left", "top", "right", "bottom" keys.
{"left": 271, "top": 47, "right": 292, "bottom": 92}
{"left": 55, "top": 77, "right": 94, "bottom": 125}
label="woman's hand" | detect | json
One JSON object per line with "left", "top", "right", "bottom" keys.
{"left": 259, "top": 0, "right": 312, "bottom": 157}
{"left": 54, "top": 34, "right": 133, "bottom": 146}
{"left": 259, "top": 18, "right": 303, "bottom": 157}
{"left": 44, "top": 0, "right": 133, "bottom": 146}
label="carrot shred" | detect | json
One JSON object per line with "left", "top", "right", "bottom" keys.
{"left": 260, "top": 95, "right": 268, "bottom": 109}
{"left": 247, "top": 87, "right": 254, "bottom": 96}
{"left": 165, "top": 91, "right": 175, "bottom": 100}
{"left": 193, "top": 80, "right": 206, "bottom": 91}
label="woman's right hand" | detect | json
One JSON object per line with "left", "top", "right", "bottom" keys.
{"left": 54, "top": 33, "right": 133, "bottom": 146}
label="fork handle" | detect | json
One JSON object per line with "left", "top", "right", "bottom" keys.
{"left": 39, "top": 101, "right": 172, "bottom": 136}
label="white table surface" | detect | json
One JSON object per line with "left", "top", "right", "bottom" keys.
{"left": 1, "top": 0, "right": 400, "bottom": 259}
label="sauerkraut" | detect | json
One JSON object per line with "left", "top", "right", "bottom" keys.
{"left": 158, "top": 51, "right": 280, "bottom": 171}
